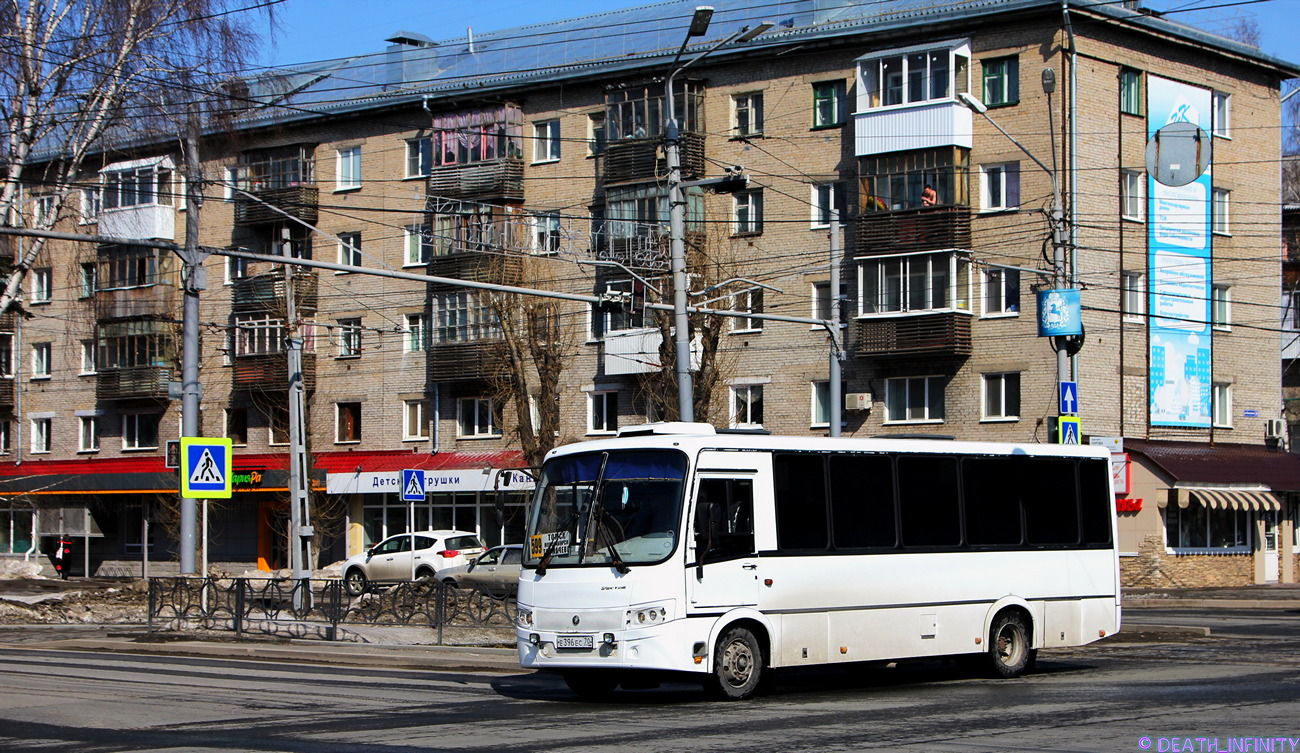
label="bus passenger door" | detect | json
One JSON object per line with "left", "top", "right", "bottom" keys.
{"left": 689, "top": 476, "right": 759, "bottom": 608}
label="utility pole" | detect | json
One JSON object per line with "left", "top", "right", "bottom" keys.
{"left": 178, "top": 110, "right": 206, "bottom": 575}
{"left": 829, "top": 213, "right": 845, "bottom": 437}
{"left": 284, "top": 234, "right": 313, "bottom": 585}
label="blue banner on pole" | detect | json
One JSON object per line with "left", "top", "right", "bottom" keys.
{"left": 1037, "top": 289, "right": 1083, "bottom": 337}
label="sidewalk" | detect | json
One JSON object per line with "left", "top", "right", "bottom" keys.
{"left": 1122, "top": 583, "right": 1300, "bottom": 609}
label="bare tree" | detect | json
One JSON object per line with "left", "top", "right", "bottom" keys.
{"left": 0, "top": 0, "right": 273, "bottom": 314}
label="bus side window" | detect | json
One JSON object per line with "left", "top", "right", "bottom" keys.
{"left": 695, "top": 479, "right": 754, "bottom": 559}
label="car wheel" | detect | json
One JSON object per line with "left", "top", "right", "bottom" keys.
{"left": 563, "top": 669, "right": 620, "bottom": 699}
{"left": 343, "top": 568, "right": 368, "bottom": 596}
{"left": 988, "top": 611, "right": 1033, "bottom": 678}
{"left": 706, "top": 625, "right": 764, "bottom": 700}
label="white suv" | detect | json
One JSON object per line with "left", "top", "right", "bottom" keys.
{"left": 342, "top": 530, "right": 484, "bottom": 595}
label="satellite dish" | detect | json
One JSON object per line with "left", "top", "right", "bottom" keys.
{"left": 1145, "top": 121, "right": 1211, "bottom": 187}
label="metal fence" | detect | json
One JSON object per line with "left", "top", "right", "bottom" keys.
{"left": 147, "top": 577, "right": 517, "bottom": 644}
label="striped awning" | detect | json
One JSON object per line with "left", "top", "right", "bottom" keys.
{"left": 1187, "top": 488, "right": 1282, "bottom": 511}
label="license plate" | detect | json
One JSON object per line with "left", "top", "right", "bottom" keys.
{"left": 556, "top": 635, "right": 594, "bottom": 649}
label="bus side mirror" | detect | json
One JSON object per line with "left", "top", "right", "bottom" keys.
{"left": 494, "top": 491, "right": 506, "bottom": 529}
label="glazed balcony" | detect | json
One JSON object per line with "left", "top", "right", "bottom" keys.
{"left": 427, "top": 157, "right": 524, "bottom": 202}
{"left": 233, "top": 184, "right": 319, "bottom": 227}
{"left": 857, "top": 205, "right": 971, "bottom": 256}
{"left": 95, "top": 365, "right": 173, "bottom": 402}
{"left": 603, "top": 133, "right": 704, "bottom": 187}
{"left": 854, "top": 312, "right": 972, "bottom": 359}
{"left": 232, "top": 352, "right": 317, "bottom": 393}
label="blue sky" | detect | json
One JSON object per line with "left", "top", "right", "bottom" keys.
{"left": 255, "top": 0, "right": 1300, "bottom": 74}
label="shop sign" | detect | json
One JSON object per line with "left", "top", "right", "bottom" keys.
{"left": 328, "top": 468, "right": 535, "bottom": 495}
{"left": 232, "top": 469, "right": 266, "bottom": 489}
{"left": 1116, "top": 498, "right": 1143, "bottom": 513}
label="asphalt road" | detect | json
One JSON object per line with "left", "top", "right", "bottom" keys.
{"left": 2, "top": 607, "right": 1299, "bottom": 752}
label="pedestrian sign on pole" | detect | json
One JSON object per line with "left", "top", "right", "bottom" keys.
{"left": 1059, "top": 381, "right": 1079, "bottom": 415}
{"left": 180, "top": 437, "right": 233, "bottom": 499}
{"left": 1057, "top": 416, "right": 1081, "bottom": 445}
{"left": 401, "top": 469, "right": 426, "bottom": 502}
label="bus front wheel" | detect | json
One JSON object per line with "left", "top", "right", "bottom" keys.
{"left": 988, "top": 611, "right": 1034, "bottom": 678}
{"left": 707, "top": 626, "right": 764, "bottom": 700}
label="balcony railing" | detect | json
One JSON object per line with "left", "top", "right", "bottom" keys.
{"left": 854, "top": 312, "right": 972, "bottom": 359}
{"left": 427, "top": 158, "right": 524, "bottom": 202}
{"left": 422, "top": 342, "right": 504, "bottom": 382}
{"left": 94, "top": 284, "right": 176, "bottom": 321}
{"left": 233, "top": 184, "right": 319, "bottom": 226}
{"left": 427, "top": 253, "right": 523, "bottom": 287}
{"left": 0, "top": 377, "right": 14, "bottom": 409}
{"left": 232, "top": 353, "right": 317, "bottom": 392}
{"left": 603, "top": 133, "right": 704, "bottom": 186}
{"left": 95, "top": 365, "right": 174, "bottom": 402}
{"left": 857, "top": 205, "right": 971, "bottom": 255}
{"left": 232, "top": 271, "right": 318, "bottom": 315}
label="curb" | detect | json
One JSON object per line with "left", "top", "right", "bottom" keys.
{"left": 1125, "top": 598, "right": 1300, "bottom": 609}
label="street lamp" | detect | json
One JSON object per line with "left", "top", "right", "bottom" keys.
{"left": 665, "top": 8, "right": 772, "bottom": 422}
{"left": 958, "top": 88, "right": 1076, "bottom": 434}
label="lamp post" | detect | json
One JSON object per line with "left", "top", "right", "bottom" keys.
{"left": 958, "top": 89, "right": 1074, "bottom": 427}
{"left": 665, "top": 7, "right": 771, "bottom": 422}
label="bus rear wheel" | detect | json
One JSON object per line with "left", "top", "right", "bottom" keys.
{"left": 706, "top": 626, "right": 764, "bottom": 700}
{"left": 988, "top": 611, "right": 1033, "bottom": 678}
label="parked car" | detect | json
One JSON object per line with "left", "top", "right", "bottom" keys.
{"left": 439, "top": 544, "right": 523, "bottom": 595}
{"left": 342, "top": 530, "right": 484, "bottom": 595}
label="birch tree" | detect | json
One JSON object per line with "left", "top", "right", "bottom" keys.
{"left": 0, "top": 0, "right": 272, "bottom": 314}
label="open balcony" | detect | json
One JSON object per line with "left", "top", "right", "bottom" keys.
{"left": 854, "top": 312, "right": 972, "bottom": 359}
{"left": 95, "top": 365, "right": 173, "bottom": 402}
{"left": 427, "top": 158, "right": 524, "bottom": 202}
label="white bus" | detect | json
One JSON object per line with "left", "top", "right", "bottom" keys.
{"left": 516, "top": 422, "right": 1120, "bottom": 700}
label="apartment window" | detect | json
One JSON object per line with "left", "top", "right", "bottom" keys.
{"left": 860, "top": 146, "right": 970, "bottom": 211}
{"left": 532, "top": 212, "right": 562, "bottom": 254}
{"left": 982, "top": 56, "right": 1019, "bottom": 107}
{"left": 225, "top": 254, "right": 248, "bottom": 283}
{"left": 980, "top": 162, "right": 1020, "bottom": 210}
{"left": 335, "top": 146, "right": 361, "bottom": 191}
{"left": 406, "top": 137, "right": 433, "bottom": 177}
{"left": 336, "top": 318, "right": 362, "bottom": 358}
{"left": 269, "top": 405, "right": 289, "bottom": 445}
{"left": 733, "top": 92, "right": 764, "bottom": 137}
{"left": 432, "top": 291, "right": 499, "bottom": 343}
{"left": 812, "top": 281, "right": 849, "bottom": 325}
{"left": 458, "top": 397, "right": 500, "bottom": 438}
{"left": 860, "top": 252, "right": 969, "bottom": 315}
{"left": 885, "top": 376, "right": 945, "bottom": 423}
{"left": 31, "top": 268, "right": 52, "bottom": 303}
{"left": 102, "top": 163, "right": 173, "bottom": 209}
{"left": 811, "top": 182, "right": 845, "bottom": 228}
{"left": 404, "top": 400, "right": 428, "bottom": 441}
{"left": 79, "top": 416, "right": 99, "bottom": 452}
{"left": 732, "top": 289, "right": 764, "bottom": 332}
{"left": 404, "top": 313, "right": 426, "bottom": 352}
{"left": 605, "top": 82, "right": 702, "bottom": 141}
{"left": 1165, "top": 502, "right": 1249, "bottom": 551}
{"left": 597, "top": 279, "right": 650, "bottom": 335}
{"left": 337, "top": 232, "right": 362, "bottom": 268}
{"left": 983, "top": 266, "right": 1020, "bottom": 316}
{"left": 1121, "top": 170, "right": 1146, "bottom": 221}
{"left": 99, "top": 246, "right": 160, "bottom": 289}
{"left": 80, "top": 263, "right": 97, "bottom": 298}
{"left": 81, "top": 187, "right": 101, "bottom": 222}
{"left": 0, "top": 334, "right": 10, "bottom": 377}
{"left": 233, "top": 314, "right": 284, "bottom": 357}
{"left": 982, "top": 372, "right": 1021, "bottom": 421}
{"left": 1212, "top": 382, "right": 1232, "bottom": 428}
{"left": 533, "top": 119, "right": 561, "bottom": 163}
{"left": 1120, "top": 68, "right": 1142, "bottom": 115}
{"left": 31, "top": 417, "right": 51, "bottom": 454}
{"left": 225, "top": 408, "right": 248, "bottom": 446}
{"left": 1212, "top": 188, "right": 1230, "bottom": 234}
{"left": 587, "top": 113, "right": 607, "bottom": 156}
{"left": 811, "top": 381, "right": 847, "bottom": 428}
{"left": 1291, "top": 290, "right": 1300, "bottom": 330}
{"left": 30, "top": 194, "right": 55, "bottom": 226}
{"left": 813, "top": 80, "right": 847, "bottom": 128}
{"left": 0, "top": 422, "right": 10, "bottom": 455}
{"left": 336, "top": 402, "right": 362, "bottom": 443}
{"left": 80, "top": 341, "right": 97, "bottom": 375}
{"left": 731, "top": 384, "right": 764, "bottom": 429}
{"left": 1212, "top": 285, "right": 1232, "bottom": 331}
{"left": 733, "top": 190, "right": 763, "bottom": 235}
{"left": 31, "top": 343, "right": 51, "bottom": 379}
{"left": 1212, "top": 91, "right": 1232, "bottom": 138}
{"left": 405, "top": 224, "right": 432, "bottom": 266}
{"left": 589, "top": 391, "right": 619, "bottom": 434}
{"left": 123, "top": 413, "right": 160, "bottom": 450}
{"left": 1122, "top": 271, "right": 1146, "bottom": 322}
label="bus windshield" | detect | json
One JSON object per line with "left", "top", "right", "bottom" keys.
{"left": 524, "top": 449, "right": 688, "bottom": 569}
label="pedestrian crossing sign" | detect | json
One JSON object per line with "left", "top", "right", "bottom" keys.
{"left": 180, "top": 437, "right": 233, "bottom": 499}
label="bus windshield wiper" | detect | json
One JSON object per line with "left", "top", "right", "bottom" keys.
{"left": 582, "top": 452, "right": 629, "bottom": 572}
{"left": 592, "top": 502, "right": 630, "bottom": 574}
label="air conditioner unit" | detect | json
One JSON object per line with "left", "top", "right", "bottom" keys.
{"left": 1265, "top": 418, "right": 1285, "bottom": 440}
{"left": 845, "top": 392, "right": 873, "bottom": 411}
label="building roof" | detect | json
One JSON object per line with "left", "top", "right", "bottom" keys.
{"left": 230, "top": 0, "right": 1300, "bottom": 130}
{"left": 1125, "top": 439, "right": 1300, "bottom": 492}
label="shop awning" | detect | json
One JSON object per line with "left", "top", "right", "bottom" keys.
{"left": 1186, "top": 488, "right": 1282, "bottom": 511}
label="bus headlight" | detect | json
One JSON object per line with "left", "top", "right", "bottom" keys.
{"left": 626, "top": 601, "right": 673, "bottom": 626}
{"left": 516, "top": 606, "right": 533, "bottom": 629}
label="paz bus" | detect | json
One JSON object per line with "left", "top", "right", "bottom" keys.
{"left": 515, "top": 422, "right": 1120, "bottom": 699}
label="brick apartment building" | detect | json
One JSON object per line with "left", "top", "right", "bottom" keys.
{"left": 1, "top": 0, "right": 1297, "bottom": 586}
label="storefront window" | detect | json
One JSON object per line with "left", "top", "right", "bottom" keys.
{"left": 1, "top": 505, "right": 34, "bottom": 554}
{"left": 359, "top": 491, "right": 530, "bottom": 552}
{"left": 1164, "top": 504, "right": 1251, "bottom": 552}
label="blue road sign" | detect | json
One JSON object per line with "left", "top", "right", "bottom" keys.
{"left": 1059, "top": 381, "right": 1079, "bottom": 415}
{"left": 180, "top": 437, "right": 233, "bottom": 499}
{"left": 1058, "top": 416, "right": 1081, "bottom": 445}
{"left": 401, "top": 469, "right": 426, "bottom": 502}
